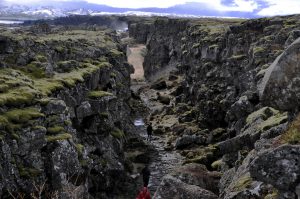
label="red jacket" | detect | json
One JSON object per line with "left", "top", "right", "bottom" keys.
{"left": 136, "top": 187, "right": 151, "bottom": 199}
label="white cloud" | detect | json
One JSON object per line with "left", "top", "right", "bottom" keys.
{"left": 3, "top": 0, "right": 259, "bottom": 11}
{"left": 4, "top": 0, "right": 300, "bottom": 16}
{"left": 257, "top": 0, "right": 300, "bottom": 16}
{"left": 85, "top": 0, "right": 258, "bottom": 11}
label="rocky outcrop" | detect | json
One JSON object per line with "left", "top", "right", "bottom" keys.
{"left": 259, "top": 37, "right": 300, "bottom": 111}
{"left": 154, "top": 175, "right": 218, "bottom": 199}
{"left": 130, "top": 14, "right": 300, "bottom": 199}
{"left": 250, "top": 145, "right": 300, "bottom": 198}
{"left": 0, "top": 26, "right": 136, "bottom": 198}
{"left": 129, "top": 17, "right": 189, "bottom": 80}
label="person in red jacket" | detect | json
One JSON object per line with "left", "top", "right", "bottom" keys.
{"left": 136, "top": 187, "right": 151, "bottom": 199}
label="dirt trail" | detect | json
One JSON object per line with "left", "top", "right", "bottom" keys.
{"left": 128, "top": 44, "right": 146, "bottom": 81}
{"left": 129, "top": 44, "right": 184, "bottom": 195}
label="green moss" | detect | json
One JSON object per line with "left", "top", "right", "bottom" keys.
{"left": 18, "top": 166, "right": 41, "bottom": 178}
{"left": 246, "top": 107, "right": 287, "bottom": 131}
{"left": 110, "top": 49, "right": 124, "bottom": 57}
{"left": 230, "top": 54, "right": 247, "bottom": 60}
{"left": 64, "top": 120, "right": 72, "bottom": 126}
{"left": 12, "top": 133, "right": 20, "bottom": 140}
{"left": 24, "top": 61, "right": 46, "bottom": 78}
{"left": 110, "top": 128, "right": 125, "bottom": 139}
{"left": 209, "top": 44, "right": 219, "bottom": 49}
{"left": 184, "top": 145, "right": 219, "bottom": 165}
{"left": 264, "top": 189, "right": 278, "bottom": 199}
{"left": 47, "top": 126, "right": 65, "bottom": 134}
{"left": 32, "top": 126, "right": 46, "bottom": 131}
{"left": 4, "top": 107, "right": 44, "bottom": 124}
{"left": 34, "top": 55, "right": 47, "bottom": 63}
{"left": 46, "top": 133, "right": 72, "bottom": 142}
{"left": 99, "top": 112, "right": 109, "bottom": 119}
{"left": 281, "top": 114, "right": 300, "bottom": 144}
{"left": 80, "top": 159, "right": 88, "bottom": 167}
{"left": 253, "top": 46, "right": 266, "bottom": 55}
{"left": 211, "top": 159, "right": 223, "bottom": 170}
{"left": 75, "top": 144, "right": 84, "bottom": 156}
{"left": 0, "top": 84, "right": 9, "bottom": 93}
{"left": 231, "top": 173, "right": 252, "bottom": 192}
{"left": 259, "top": 112, "right": 288, "bottom": 131}
{"left": 88, "top": 90, "right": 113, "bottom": 99}
{"left": 246, "top": 107, "right": 279, "bottom": 124}
{"left": 110, "top": 72, "right": 117, "bottom": 78}
{"left": 55, "top": 46, "right": 65, "bottom": 53}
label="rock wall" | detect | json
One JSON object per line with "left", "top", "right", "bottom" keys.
{"left": 130, "top": 15, "right": 300, "bottom": 198}
{"left": 129, "top": 17, "right": 189, "bottom": 80}
{"left": 0, "top": 26, "right": 135, "bottom": 198}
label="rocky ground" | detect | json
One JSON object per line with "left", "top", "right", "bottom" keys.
{"left": 128, "top": 15, "right": 300, "bottom": 199}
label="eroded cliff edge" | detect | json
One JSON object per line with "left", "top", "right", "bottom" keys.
{"left": 129, "top": 15, "right": 300, "bottom": 198}
{"left": 0, "top": 26, "right": 137, "bottom": 198}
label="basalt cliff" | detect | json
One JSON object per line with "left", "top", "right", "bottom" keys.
{"left": 129, "top": 15, "right": 300, "bottom": 199}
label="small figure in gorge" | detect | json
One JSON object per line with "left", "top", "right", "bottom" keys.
{"left": 146, "top": 123, "right": 153, "bottom": 142}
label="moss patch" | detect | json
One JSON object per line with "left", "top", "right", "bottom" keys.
{"left": 46, "top": 133, "right": 72, "bottom": 142}
{"left": 259, "top": 112, "right": 288, "bottom": 131}
{"left": 264, "top": 189, "right": 278, "bottom": 199}
{"left": 246, "top": 107, "right": 279, "bottom": 124}
{"left": 75, "top": 144, "right": 84, "bottom": 156}
{"left": 231, "top": 173, "right": 252, "bottom": 192}
{"left": 110, "top": 128, "right": 125, "bottom": 139}
{"left": 88, "top": 90, "right": 113, "bottom": 99}
{"left": 280, "top": 114, "right": 300, "bottom": 144}
{"left": 47, "top": 126, "right": 65, "bottom": 134}
{"left": 0, "top": 107, "right": 44, "bottom": 132}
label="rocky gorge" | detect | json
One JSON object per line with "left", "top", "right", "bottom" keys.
{"left": 0, "top": 14, "right": 299, "bottom": 199}
{"left": 128, "top": 15, "right": 300, "bottom": 199}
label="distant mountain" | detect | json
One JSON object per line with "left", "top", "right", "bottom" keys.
{"left": 0, "top": 1, "right": 258, "bottom": 20}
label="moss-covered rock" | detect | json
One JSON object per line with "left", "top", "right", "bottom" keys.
{"left": 88, "top": 90, "right": 113, "bottom": 99}
{"left": 46, "top": 133, "right": 72, "bottom": 142}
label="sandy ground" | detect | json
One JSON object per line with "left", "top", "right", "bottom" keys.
{"left": 128, "top": 44, "right": 146, "bottom": 81}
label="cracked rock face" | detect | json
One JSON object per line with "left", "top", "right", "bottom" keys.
{"left": 259, "top": 38, "right": 300, "bottom": 111}
{"left": 250, "top": 145, "right": 300, "bottom": 193}
{"left": 154, "top": 175, "right": 218, "bottom": 199}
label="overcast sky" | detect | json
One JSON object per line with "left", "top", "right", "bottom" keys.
{"left": 2, "top": 0, "right": 300, "bottom": 16}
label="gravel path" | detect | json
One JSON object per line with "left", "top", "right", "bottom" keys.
{"left": 130, "top": 44, "right": 184, "bottom": 195}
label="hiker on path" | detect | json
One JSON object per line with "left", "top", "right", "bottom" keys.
{"left": 141, "top": 166, "right": 151, "bottom": 187}
{"left": 146, "top": 123, "right": 153, "bottom": 142}
{"left": 136, "top": 186, "right": 151, "bottom": 199}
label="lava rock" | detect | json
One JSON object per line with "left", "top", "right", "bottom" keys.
{"left": 250, "top": 145, "right": 300, "bottom": 192}
{"left": 150, "top": 80, "right": 167, "bottom": 90}
{"left": 170, "top": 164, "right": 221, "bottom": 194}
{"left": 259, "top": 38, "right": 300, "bottom": 111}
{"left": 154, "top": 175, "right": 218, "bottom": 199}
{"left": 175, "top": 135, "right": 206, "bottom": 149}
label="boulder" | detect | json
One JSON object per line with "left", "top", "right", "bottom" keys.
{"left": 157, "top": 94, "right": 171, "bottom": 105}
{"left": 76, "top": 101, "right": 93, "bottom": 120}
{"left": 170, "top": 164, "right": 221, "bottom": 194}
{"left": 258, "top": 38, "right": 300, "bottom": 111}
{"left": 45, "top": 99, "right": 67, "bottom": 115}
{"left": 153, "top": 175, "right": 218, "bottom": 199}
{"left": 150, "top": 80, "right": 167, "bottom": 90}
{"left": 175, "top": 135, "right": 206, "bottom": 149}
{"left": 250, "top": 145, "right": 300, "bottom": 192}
